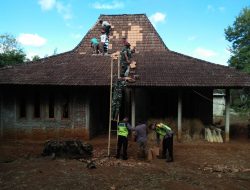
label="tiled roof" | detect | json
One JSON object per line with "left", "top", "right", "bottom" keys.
{"left": 132, "top": 51, "right": 250, "bottom": 87}
{"left": 0, "top": 14, "right": 250, "bottom": 87}
{"left": 0, "top": 51, "right": 250, "bottom": 87}
{"left": 0, "top": 53, "right": 110, "bottom": 86}
{"left": 74, "top": 14, "right": 168, "bottom": 54}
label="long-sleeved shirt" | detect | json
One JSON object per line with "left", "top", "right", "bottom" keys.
{"left": 135, "top": 124, "right": 147, "bottom": 143}
{"left": 102, "top": 21, "right": 110, "bottom": 27}
{"left": 126, "top": 122, "right": 133, "bottom": 130}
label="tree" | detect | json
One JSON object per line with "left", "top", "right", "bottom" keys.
{"left": 225, "top": 7, "right": 250, "bottom": 73}
{"left": 0, "top": 33, "right": 26, "bottom": 67}
{"left": 225, "top": 7, "right": 250, "bottom": 112}
{"left": 32, "top": 55, "right": 40, "bottom": 61}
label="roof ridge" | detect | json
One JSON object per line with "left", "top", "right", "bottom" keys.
{"left": 37, "top": 50, "right": 74, "bottom": 63}
{"left": 144, "top": 15, "right": 168, "bottom": 51}
{"left": 169, "top": 50, "right": 232, "bottom": 69}
{"left": 0, "top": 50, "right": 74, "bottom": 70}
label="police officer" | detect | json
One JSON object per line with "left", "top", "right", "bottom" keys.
{"left": 153, "top": 123, "right": 174, "bottom": 162}
{"left": 116, "top": 117, "right": 132, "bottom": 160}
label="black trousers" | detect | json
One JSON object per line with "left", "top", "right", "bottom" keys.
{"left": 116, "top": 135, "right": 128, "bottom": 159}
{"left": 103, "top": 42, "right": 108, "bottom": 53}
{"left": 105, "top": 25, "right": 111, "bottom": 36}
{"left": 162, "top": 135, "right": 173, "bottom": 161}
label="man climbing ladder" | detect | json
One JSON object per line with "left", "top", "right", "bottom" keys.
{"left": 120, "top": 42, "right": 132, "bottom": 77}
{"left": 111, "top": 78, "right": 126, "bottom": 120}
{"left": 107, "top": 41, "right": 138, "bottom": 156}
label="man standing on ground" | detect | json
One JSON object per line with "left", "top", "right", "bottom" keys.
{"left": 116, "top": 117, "right": 132, "bottom": 160}
{"left": 134, "top": 121, "right": 147, "bottom": 159}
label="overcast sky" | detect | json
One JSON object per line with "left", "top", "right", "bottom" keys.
{"left": 1, "top": 0, "right": 249, "bottom": 65}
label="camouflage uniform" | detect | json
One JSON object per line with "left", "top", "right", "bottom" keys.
{"left": 111, "top": 79, "right": 126, "bottom": 120}
{"left": 120, "top": 47, "right": 131, "bottom": 77}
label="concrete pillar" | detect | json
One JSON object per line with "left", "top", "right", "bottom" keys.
{"left": 225, "top": 89, "right": 230, "bottom": 142}
{"left": 177, "top": 90, "right": 182, "bottom": 141}
{"left": 131, "top": 89, "right": 136, "bottom": 127}
{"left": 124, "top": 88, "right": 131, "bottom": 119}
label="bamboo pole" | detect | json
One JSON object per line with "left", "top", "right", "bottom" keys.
{"left": 116, "top": 55, "right": 120, "bottom": 151}
{"left": 108, "top": 58, "right": 114, "bottom": 156}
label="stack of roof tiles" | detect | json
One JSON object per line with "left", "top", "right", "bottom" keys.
{"left": 0, "top": 14, "right": 250, "bottom": 87}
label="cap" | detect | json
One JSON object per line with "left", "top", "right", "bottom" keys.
{"left": 125, "top": 42, "right": 131, "bottom": 47}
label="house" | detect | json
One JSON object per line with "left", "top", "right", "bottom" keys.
{"left": 0, "top": 14, "right": 250, "bottom": 142}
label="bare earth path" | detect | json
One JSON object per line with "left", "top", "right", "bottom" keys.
{"left": 0, "top": 136, "right": 250, "bottom": 190}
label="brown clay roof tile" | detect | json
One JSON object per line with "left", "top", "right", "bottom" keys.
{"left": 0, "top": 14, "right": 250, "bottom": 87}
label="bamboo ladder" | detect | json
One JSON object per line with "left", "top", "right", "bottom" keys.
{"left": 107, "top": 52, "right": 121, "bottom": 156}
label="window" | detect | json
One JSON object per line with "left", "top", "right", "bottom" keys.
{"left": 34, "top": 93, "right": 40, "bottom": 118}
{"left": 49, "top": 94, "right": 54, "bottom": 118}
{"left": 19, "top": 97, "right": 26, "bottom": 118}
{"left": 62, "top": 95, "right": 69, "bottom": 119}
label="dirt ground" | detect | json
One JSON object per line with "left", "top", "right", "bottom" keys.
{"left": 0, "top": 135, "right": 250, "bottom": 190}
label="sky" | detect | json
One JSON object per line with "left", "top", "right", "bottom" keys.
{"left": 0, "top": 0, "right": 249, "bottom": 65}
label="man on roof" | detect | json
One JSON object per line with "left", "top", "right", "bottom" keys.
{"left": 121, "top": 36, "right": 136, "bottom": 53}
{"left": 90, "top": 38, "right": 100, "bottom": 54}
{"left": 120, "top": 42, "right": 132, "bottom": 77}
{"left": 120, "top": 41, "right": 137, "bottom": 80}
{"left": 99, "top": 19, "right": 111, "bottom": 36}
{"left": 100, "top": 29, "right": 109, "bottom": 55}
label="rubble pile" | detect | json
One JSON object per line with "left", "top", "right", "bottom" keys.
{"left": 42, "top": 139, "right": 93, "bottom": 159}
{"left": 199, "top": 164, "right": 250, "bottom": 173}
{"left": 79, "top": 157, "right": 151, "bottom": 167}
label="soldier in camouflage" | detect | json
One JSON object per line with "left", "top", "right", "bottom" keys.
{"left": 111, "top": 79, "right": 126, "bottom": 120}
{"left": 120, "top": 42, "right": 132, "bottom": 77}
